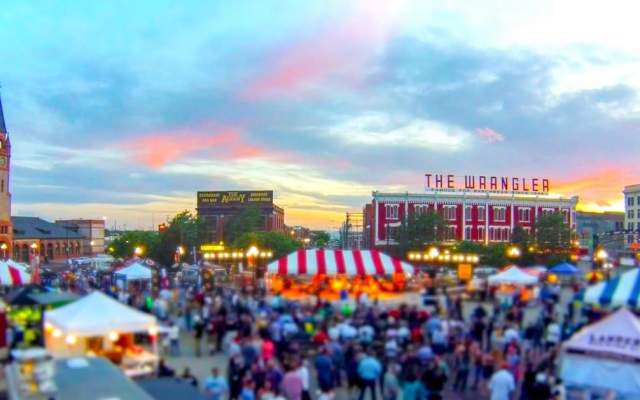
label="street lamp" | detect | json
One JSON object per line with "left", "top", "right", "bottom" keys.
{"left": 507, "top": 245, "right": 521, "bottom": 259}
{"left": 134, "top": 246, "right": 144, "bottom": 257}
{"left": 0, "top": 243, "right": 7, "bottom": 259}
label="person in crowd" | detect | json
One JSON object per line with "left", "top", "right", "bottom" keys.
{"left": 180, "top": 367, "right": 198, "bottom": 387}
{"left": 204, "top": 367, "right": 228, "bottom": 400}
{"left": 157, "top": 358, "right": 175, "bottom": 377}
{"left": 357, "top": 349, "right": 382, "bottom": 400}
{"left": 489, "top": 363, "right": 516, "bottom": 400}
{"left": 281, "top": 363, "right": 304, "bottom": 400}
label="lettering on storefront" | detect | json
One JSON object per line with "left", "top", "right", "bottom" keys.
{"left": 197, "top": 191, "right": 273, "bottom": 207}
{"left": 425, "top": 174, "right": 550, "bottom": 194}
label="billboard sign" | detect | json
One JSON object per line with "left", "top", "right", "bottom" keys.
{"left": 197, "top": 190, "right": 273, "bottom": 208}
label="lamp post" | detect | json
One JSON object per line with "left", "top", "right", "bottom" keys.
{"left": 595, "top": 248, "right": 609, "bottom": 277}
{"left": 134, "top": 246, "right": 144, "bottom": 258}
{"left": 507, "top": 245, "right": 521, "bottom": 260}
{"left": 175, "top": 245, "right": 185, "bottom": 264}
{"left": 0, "top": 243, "right": 7, "bottom": 260}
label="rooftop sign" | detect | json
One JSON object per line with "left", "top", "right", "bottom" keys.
{"left": 425, "top": 174, "right": 550, "bottom": 194}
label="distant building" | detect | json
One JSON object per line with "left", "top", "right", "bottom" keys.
{"left": 0, "top": 93, "right": 13, "bottom": 257}
{"left": 12, "top": 216, "right": 84, "bottom": 263}
{"left": 624, "top": 184, "right": 640, "bottom": 245}
{"left": 365, "top": 190, "right": 578, "bottom": 250}
{"left": 55, "top": 219, "right": 106, "bottom": 255}
{"left": 575, "top": 211, "right": 625, "bottom": 250}
{"left": 196, "top": 190, "right": 284, "bottom": 243}
{"left": 340, "top": 212, "right": 364, "bottom": 249}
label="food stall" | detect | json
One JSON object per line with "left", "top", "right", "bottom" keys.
{"left": 580, "top": 268, "right": 640, "bottom": 308}
{"left": 44, "top": 291, "right": 159, "bottom": 377}
{"left": 113, "top": 262, "right": 153, "bottom": 291}
{"left": 266, "top": 249, "right": 415, "bottom": 301}
{"left": 487, "top": 265, "right": 539, "bottom": 303}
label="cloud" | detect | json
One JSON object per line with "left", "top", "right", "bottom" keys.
{"left": 242, "top": 1, "right": 406, "bottom": 100}
{"left": 328, "top": 113, "right": 469, "bottom": 150}
{"left": 475, "top": 127, "right": 505, "bottom": 143}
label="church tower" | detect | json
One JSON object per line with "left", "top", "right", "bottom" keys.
{"left": 0, "top": 93, "right": 12, "bottom": 258}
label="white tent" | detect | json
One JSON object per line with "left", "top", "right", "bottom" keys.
{"left": 0, "top": 260, "right": 30, "bottom": 286}
{"left": 561, "top": 308, "right": 640, "bottom": 395}
{"left": 114, "top": 262, "right": 152, "bottom": 281}
{"left": 487, "top": 265, "right": 538, "bottom": 285}
{"left": 44, "top": 291, "right": 156, "bottom": 336}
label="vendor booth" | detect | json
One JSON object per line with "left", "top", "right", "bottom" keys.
{"left": 266, "top": 249, "right": 415, "bottom": 300}
{"left": 580, "top": 268, "right": 640, "bottom": 308}
{"left": 561, "top": 308, "right": 640, "bottom": 397}
{"left": 488, "top": 265, "right": 538, "bottom": 285}
{"left": 44, "top": 291, "right": 159, "bottom": 377}
{"left": 550, "top": 262, "right": 580, "bottom": 276}
{"left": 114, "top": 262, "right": 153, "bottom": 290}
{"left": 0, "top": 260, "right": 31, "bottom": 287}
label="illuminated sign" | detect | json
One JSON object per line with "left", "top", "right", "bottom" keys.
{"left": 197, "top": 190, "right": 273, "bottom": 208}
{"left": 425, "top": 174, "right": 550, "bottom": 194}
{"left": 200, "top": 243, "right": 225, "bottom": 252}
{"left": 457, "top": 263, "right": 473, "bottom": 281}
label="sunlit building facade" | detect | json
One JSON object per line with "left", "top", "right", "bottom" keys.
{"left": 364, "top": 191, "right": 578, "bottom": 249}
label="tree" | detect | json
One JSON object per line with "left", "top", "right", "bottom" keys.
{"left": 312, "top": 231, "right": 331, "bottom": 248}
{"left": 223, "top": 207, "right": 263, "bottom": 244}
{"left": 511, "top": 225, "right": 531, "bottom": 248}
{"left": 157, "top": 210, "right": 205, "bottom": 266}
{"left": 233, "top": 231, "right": 301, "bottom": 258}
{"left": 534, "top": 213, "right": 572, "bottom": 251}
{"left": 397, "top": 211, "right": 446, "bottom": 254}
{"left": 108, "top": 230, "right": 160, "bottom": 260}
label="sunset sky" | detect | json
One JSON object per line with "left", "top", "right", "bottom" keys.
{"left": 1, "top": 1, "right": 639, "bottom": 230}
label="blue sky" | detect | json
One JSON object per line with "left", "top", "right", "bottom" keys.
{"left": 1, "top": 0, "right": 639, "bottom": 229}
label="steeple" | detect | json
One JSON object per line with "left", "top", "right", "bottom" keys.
{"left": 0, "top": 92, "right": 6, "bottom": 134}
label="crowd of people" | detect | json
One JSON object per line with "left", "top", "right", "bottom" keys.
{"left": 146, "top": 280, "right": 586, "bottom": 400}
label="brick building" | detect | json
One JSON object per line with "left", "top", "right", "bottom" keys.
{"left": 364, "top": 190, "right": 578, "bottom": 249}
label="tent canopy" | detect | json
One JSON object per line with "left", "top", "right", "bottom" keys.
{"left": 114, "top": 262, "right": 152, "bottom": 280}
{"left": 487, "top": 265, "right": 538, "bottom": 285}
{"left": 0, "top": 260, "right": 30, "bottom": 286}
{"left": 267, "top": 249, "right": 415, "bottom": 276}
{"left": 45, "top": 291, "right": 156, "bottom": 336}
{"left": 6, "top": 284, "right": 47, "bottom": 306}
{"left": 563, "top": 308, "right": 640, "bottom": 359}
{"left": 550, "top": 262, "right": 580, "bottom": 275}
{"left": 561, "top": 308, "right": 640, "bottom": 395}
{"left": 580, "top": 268, "right": 640, "bottom": 308}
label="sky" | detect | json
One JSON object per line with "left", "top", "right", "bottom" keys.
{"left": 1, "top": 0, "right": 639, "bottom": 230}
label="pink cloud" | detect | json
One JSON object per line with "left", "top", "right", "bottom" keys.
{"left": 475, "top": 127, "right": 505, "bottom": 143}
{"left": 115, "top": 124, "right": 284, "bottom": 168}
{"left": 242, "top": 1, "right": 406, "bottom": 100}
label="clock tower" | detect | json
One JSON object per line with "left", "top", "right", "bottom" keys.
{"left": 0, "top": 93, "right": 12, "bottom": 259}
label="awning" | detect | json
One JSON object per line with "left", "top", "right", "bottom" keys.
{"left": 580, "top": 268, "right": 640, "bottom": 308}
{"left": 267, "top": 249, "right": 415, "bottom": 276}
{"left": 0, "top": 260, "right": 31, "bottom": 286}
{"left": 487, "top": 265, "right": 538, "bottom": 285}
{"left": 550, "top": 262, "right": 580, "bottom": 275}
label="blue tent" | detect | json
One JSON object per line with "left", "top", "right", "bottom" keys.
{"left": 550, "top": 262, "right": 580, "bottom": 275}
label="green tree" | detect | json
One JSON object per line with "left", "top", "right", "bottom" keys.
{"left": 312, "top": 231, "right": 331, "bottom": 248}
{"left": 534, "top": 213, "right": 572, "bottom": 251}
{"left": 233, "top": 231, "right": 301, "bottom": 258}
{"left": 157, "top": 210, "right": 205, "bottom": 266}
{"left": 397, "top": 212, "right": 445, "bottom": 254}
{"left": 108, "top": 230, "right": 160, "bottom": 260}
{"left": 223, "top": 207, "right": 263, "bottom": 243}
{"left": 482, "top": 243, "right": 510, "bottom": 267}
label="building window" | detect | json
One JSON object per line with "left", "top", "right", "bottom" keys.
{"left": 478, "top": 206, "right": 485, "bottom": 222}
{"left": 445, "top": 225, "right": 456, "bottom": 241}
{"left": 542, "top": 208, "right": 555, "bottom": 216}
{"left": 385, "top": 204, "right": 399, "bottom": 220}
{"left": 523, "top": 227, "right": 531, "bottom": 235}
{"left": 493, "top": 206, "right": 506, "bottom": 222}
{"left": 502, "top": 227, "right": 510, "bottom": 242}
{"left": 443, "top": 205, "right": 457, "bottom": 221}
{"left": 1, "top": 180, "right": 4, "bottom": 193}
{"left": 518, "top": 208, "right": 530, "bottom": 222}
{"left": 629, "top": 222, "right": 635, "bottom": 231}
{"left": 465, "top": 206, "right": 472, "bottom": 222}
{"left": 414, "top": 204, "right": 428, "bottom": 216}
{"left": 629, "top": 210, "right": 635, "bottom": 219}
{"left": 561, "top": 209, "right": 570, "bottom": 224}
{"left": 637, "top": 196, "right": 640, "bottom": 206}
{"left": 464, "top": 226, "right": 472, "bottom": 240}
{"left": 629, "top": 197, "right": 635, "bottom": 206}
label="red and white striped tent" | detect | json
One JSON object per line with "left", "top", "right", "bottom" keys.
{"left": 267, "top": 249, "right": 415, "bottom": 276}
{"left": 0, "top": 260, "right": 31, "bottom": 286}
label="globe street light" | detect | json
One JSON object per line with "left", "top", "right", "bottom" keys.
{"left": 507, "top": 245, "right": 521, "bottom": 259}
{"left": 134, "top": 246, "right": 144, "bottom": 257}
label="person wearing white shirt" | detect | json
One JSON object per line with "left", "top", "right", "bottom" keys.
{"left": 489, "top": 366, "right": 515, "bottom": 400}
{"left": 296, "top": 361, "right": 310, "bottom": 400}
